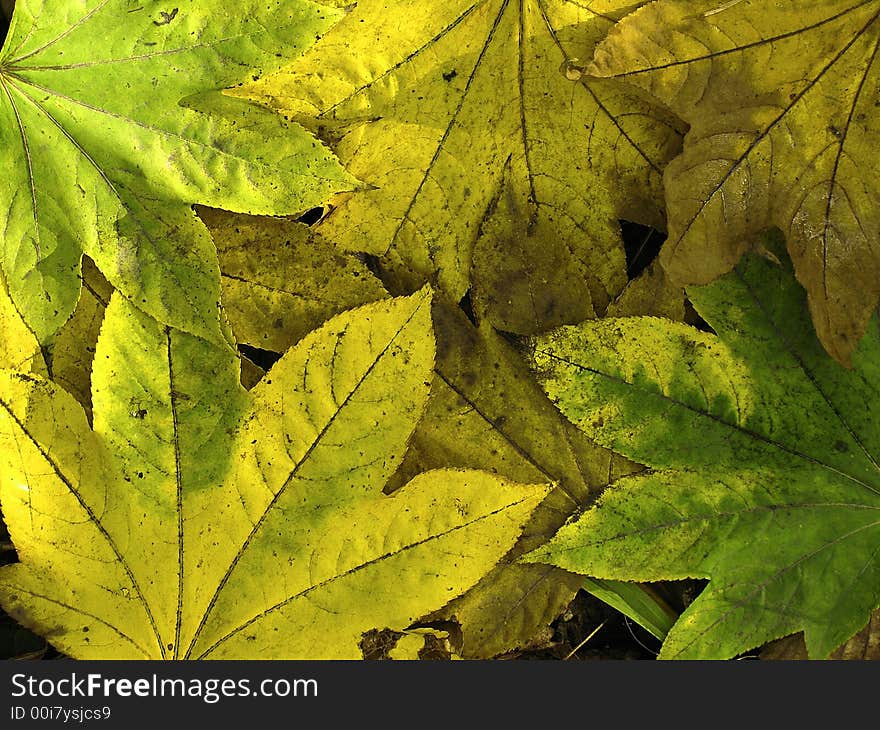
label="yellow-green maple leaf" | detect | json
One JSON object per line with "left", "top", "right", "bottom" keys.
{"left": 0, "top": 0, "right": 356, "bottom": 344}
{"left": 589, "top": 0, "right": 880, "bottom": 363}
{"left": 239, "top": 0, "right": 683, "bottom": 334}
{"left": 526, "top": 250, "right": 880, "bottom": 659}
{"left": 0, "top": 290, "right": 547, "bottom": 659}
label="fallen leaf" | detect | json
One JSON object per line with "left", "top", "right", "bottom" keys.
{"left": 525, "top": 248, "right": 880, "bottom": 659}
{"left": 0, "top": 0, "right": 355, "bottom": 343}
{"left": 589, "top": 0, "right": 880, "bottom": 363}
{"left": 605, "top": 259, "right": 685, "bottom": 321}
{"left": 762, "top": 608, "right": 880, "bottom": 660}
{"left": 0, "top": 289, "right": 548, "bottom": 658}
{"left": 198, "top": 207, "right": 387, "bottom": 353}
{"left": 388, "top": 301, "right": 636, "bottom": 657}
{"left": 239, "top": 0, "right": 683, "bottom": 332}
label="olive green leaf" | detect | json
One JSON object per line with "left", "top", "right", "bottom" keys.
{"left": 589, "top": 0, "right": 880, "bottom": 363}
{"left": 0, "top": 289, "right": 548, "bottom": 658}
{"left": 48, "top": 257, "right": 112, "bottom": 421}
{"left": 197, "top": 207, "right": 388, "bottom": 353}
{"left": 238, "top": 354, "right": 267, "bottom": 391}
{"left": 0, "top": 0, "right": 355, "bottom": 344}
{"left": 238, "top": 0, "right": 683, "bottom": 333}
{"left": 605, "top": 260, "right": 684, "bottom": 321}
{"left": 525, "top": 249, "right": 880, "bottom": 659}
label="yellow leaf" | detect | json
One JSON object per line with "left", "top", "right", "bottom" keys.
{"left": 388, "top": 302, "right": 637, "bottom": 657}
{"left": 0, "top": 290, "right": 548, "bottom": 658}
{"left": 237, "top": 0, "right": 683, "bottom": 332}
{"left": 590, "top": 0, "right": 880, "bottom": 363}
{"left": 0, "top": 275, "right": 44, "bottom": 376}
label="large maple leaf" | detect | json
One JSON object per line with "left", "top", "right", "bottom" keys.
{"left": 525, "top": 244, "right": 880, "bottom": 659}
{"left": 588, "top": 0, "right": 880, "bottom": 363}
{"left": 0, "top": 0, "right": 355, "bottom": 344}
{"left": 0, "top": 290, "right": 547, "bottom": 658}
{"left": 239, "top": 0, "right": 683, "bottom": 334}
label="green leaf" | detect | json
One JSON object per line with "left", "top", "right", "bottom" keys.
{"left": 525, "top": 248, "right": 880, "bottom": 659}
{"left": 239, "top": 0, "right": 682, "bottom": 332}
{"left": 0, "top": 0, "right": 356, "bottom": 344}
{"left": 588, "top": 0, "right": 880, "bottom": 363}
{"left": 197, "top": 207, "right": 388, "bottom": 354}
{"left": 0, "top": 289, "right": 548, "bottom": 658}
{"left": 582, "top": 578, "right": 675, "bottom": 642}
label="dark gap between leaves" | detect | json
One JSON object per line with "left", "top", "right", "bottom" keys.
{"left": 356, "top": 252, "right": 386, "bottom": 284}
{"left": 359, "top": 628, "right": 400, "bottom": 659}
{"left": 239, "top": 343, "right": 282, "bottom": 371}
{"left": 684, "top": 299, "right": 717, "bottom": 335}
{"left": 514, "top": 590, "right": 659, "bottom": 660}
{"left": 297, "top": 206, "right": 324, "bottom": 226}
{"left": 619, "top": 220, "right": 666, "bottom": 280}
{"left": 0, "top": 505, "right": 51, "bottom": 659}
{"left": 652, "top": 578, "right": 708, "bottom": 614}
{"left": 514, "top": 579, "right": 711, "bottom": 660}
{"left": 0, "top": 0, "right": 13, "bottom": 50}
{"left": 495, "top": 328, "right": 531, "bottom": 356}
{"left": 458, "top": 290, "right": 477, "bottom": 326}
{"left": 0, "top": 506, "right": 16, "bottom": 565}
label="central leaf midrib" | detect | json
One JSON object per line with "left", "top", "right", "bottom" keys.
{"left": 220, "top": 272, "right": 333, "bottom": 304}
{"left": 545, "top": 496, "right": 880, "bottom": 561}
{"left": 7, "top": 25, "right": 300, "bottom": 73}
{"left": 165, "top": 329, "right": 185, "bottom": 660}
